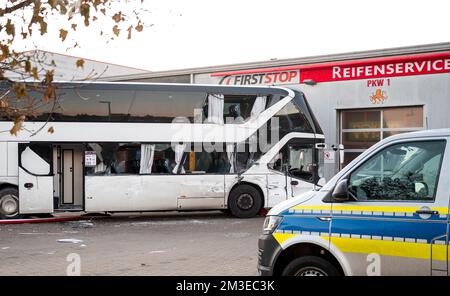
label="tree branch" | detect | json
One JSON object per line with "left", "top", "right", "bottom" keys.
{"left": 0, "top": 0, "right": 34, "bottom": 17}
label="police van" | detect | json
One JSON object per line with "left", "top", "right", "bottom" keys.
{"left": 258, "top": 129, "right": 450, "bottom": 276}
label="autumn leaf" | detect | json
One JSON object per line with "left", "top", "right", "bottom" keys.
{"left": 39, "top": 17, "right": 48, "bottom": 35}
{"left": 31, "top": 67, "right": 39, "bottom": 80}
{"left": 93, "top": 0, "right": 103, "bottom": 9}
{"left": 43, "top": 84, "right": 56, "bottom": 103}
{"left": 112, "top": 25, "right": 120, "bottom": 37}
{"left": 0, "top": 99, "right": 8, "bottom": 109}
{"left": 135, "top": 23, "right": 143, "bottom": 32}
{"left": 60, "top": 3, "right": 67, "bottom": 15}
{"left": 5, "top": 19, "right": 15, "bottom": 37}
{"left": 47, "top": 126, "right": 55, "bottom": 134}
{"left": 80, "top": 3, "right": 91, "bottom": 26}
{"left": 10, "top": 116, "right": 25, "bottom": 136}
{"left": 59, "top": 29, "right": 68, "bottom": 41}
{"left": 0, "top": 44, "right": 9, "bottom": 61}
{"left": 13, "top": 83, "right": 27, "bottom": 99}
{"left": 24, "top": 60, "right": 31, "bottom": 72}
{"left": 76, "top": 59, "right": 85, "bottom": 69}
{"left": 48, "top": 0, "right": 58, "bottom": 9}
{"left": 112, "top": 12, "right": 122, "bottom": 23}
{"left": 71, "top": 24, "right": 77, "bottom": 31}
{"left": 43, "top": 70, "right": 54, "bottom": 84}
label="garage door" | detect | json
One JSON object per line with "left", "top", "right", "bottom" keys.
{"left": 340, "top": 106, "right": 424, "bottom": 168}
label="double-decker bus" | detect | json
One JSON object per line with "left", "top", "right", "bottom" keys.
{"left": 0, "top": 81, "right": 324, "bottom": 219}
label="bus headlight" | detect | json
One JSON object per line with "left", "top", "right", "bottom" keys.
{"left": 263, "top": 216, "right": 283, "bottom": 235}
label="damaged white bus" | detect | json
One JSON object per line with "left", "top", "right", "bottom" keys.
{"left": 0, "top": 82, "right": 324, "bottom": 219}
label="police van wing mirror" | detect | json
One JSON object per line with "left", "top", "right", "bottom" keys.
{"left": 332, "top": 179, "right": 356, "bottom": 202}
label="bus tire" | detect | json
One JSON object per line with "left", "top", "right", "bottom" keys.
{"left": 228, "top": 184, "right": 263, "bottom": 218}
{"left": 282, "top": 256, "right": 340, "bottom": 276}
{"left": 0, "top": 187, "right": 22, "bottom": 220}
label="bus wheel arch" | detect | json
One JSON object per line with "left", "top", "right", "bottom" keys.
{"left": 227, "top": 182, "right": 264, "bottom": 218}
{"left": 273, "top": 243, "right": 344, "bottom": 276}
{"left": 0, "top": 184, "right": 21, "bottom": 220}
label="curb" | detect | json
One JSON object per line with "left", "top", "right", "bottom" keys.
{"left": 0, "top": 216, "right": 82, "bottom": 225}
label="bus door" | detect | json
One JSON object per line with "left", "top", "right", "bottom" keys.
{"left": 287, "top": 143, "right": 316, "bottom": 197}
{"left": 53, "top": 144, "right": 84, "bottom": 210}
{"left": 18, "top": 143, "right": 54, "bottom": 214}
{"left": 267, "top": 171, "right": 289, "bottom": 206}
{"left": 266, "top": 149, "right": 290, "bottom": 206}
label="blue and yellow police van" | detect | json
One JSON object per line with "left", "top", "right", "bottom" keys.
{"left": 258, "top": 129, "right": 450, "bottom": 276}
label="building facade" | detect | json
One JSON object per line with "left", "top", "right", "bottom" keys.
{"left": 13, "top": 50, "right": 151, "bottom": 81}
{"left": 109, "top": 43, "right": 450, "bottom": 179}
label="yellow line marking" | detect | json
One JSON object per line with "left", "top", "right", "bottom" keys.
{"left": 273, "top": 233, "right": 297, "bottom": 245}
{"left": 326, "top": 236, "right": 448, "bottom": 261}
{"left": 273, "top": 233, "right": 448, "bottom": 261}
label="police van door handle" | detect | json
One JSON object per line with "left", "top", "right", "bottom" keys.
{"left": 316, "top": 216, "right": 332, "bottom": 222}
{"left": 416, "top": 209, "right": 439, "bottom": 215}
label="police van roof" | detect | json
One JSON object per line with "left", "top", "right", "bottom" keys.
{"left": 386, "top": 128, "right": 450, "bottom": 141}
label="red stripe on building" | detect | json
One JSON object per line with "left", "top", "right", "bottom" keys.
{"left": 210, "top": 52, "right": 450, "bottom": 84}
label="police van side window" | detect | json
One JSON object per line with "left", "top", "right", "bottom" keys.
{"left": 348, "top": 141, "right": 446, "bottom": 202}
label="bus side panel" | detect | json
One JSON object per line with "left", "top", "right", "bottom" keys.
{"left": 85, "top": 175, "right": 179, "bottom": 212}
{"left": 225, "top": 175, "right": 268, "bottom": 208}
{"left": 18, "top": 167, "right": 54, "bottom": 214}
{"left": 7, "top": 142, "right": 18, "bottom": 178}
{"left": 0, "top": 142, "right": 18, "bottom": 186}
{"left": 0, "top": 142, "right": 6, "bottom": 176}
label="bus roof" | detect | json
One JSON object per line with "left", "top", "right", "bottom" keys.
{"left": 1, "top": 80, "right": 292, "bottom": 96}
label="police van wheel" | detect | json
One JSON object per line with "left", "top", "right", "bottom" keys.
{"left": 0, "top": 187, "right": 21, "bottom": 220}
{"left": 228, "top": 185, "right": 262, "bottom": 218}
{"left": 282, "top": 256, "right": 340, "bottom": 276}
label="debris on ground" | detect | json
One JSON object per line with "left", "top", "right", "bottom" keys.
{"left": 149, "top": 250, "right": 167, "bottom": 254}
{"left": 67, "top": 220, "right": 95, "bottom": 229}
{"left": 57, "top": 238, "right": 84, "bottom": 244}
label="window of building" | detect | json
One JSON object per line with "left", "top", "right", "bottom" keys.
{"left": 348, "top": 141, "right": 446, "bottom": 201}
{"left": 340, "top": 106, "right": 423, "bottom": 167}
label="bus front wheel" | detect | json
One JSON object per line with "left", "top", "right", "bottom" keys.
{"left": 0, "top": 187, "right": 21, "bottom": 220}
{"left": 228, "top": 184, "right": 263, "bottom": 218}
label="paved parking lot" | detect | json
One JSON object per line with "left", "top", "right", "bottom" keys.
{"left": 0, "top": 211, "right": 265, "bottom": 276}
